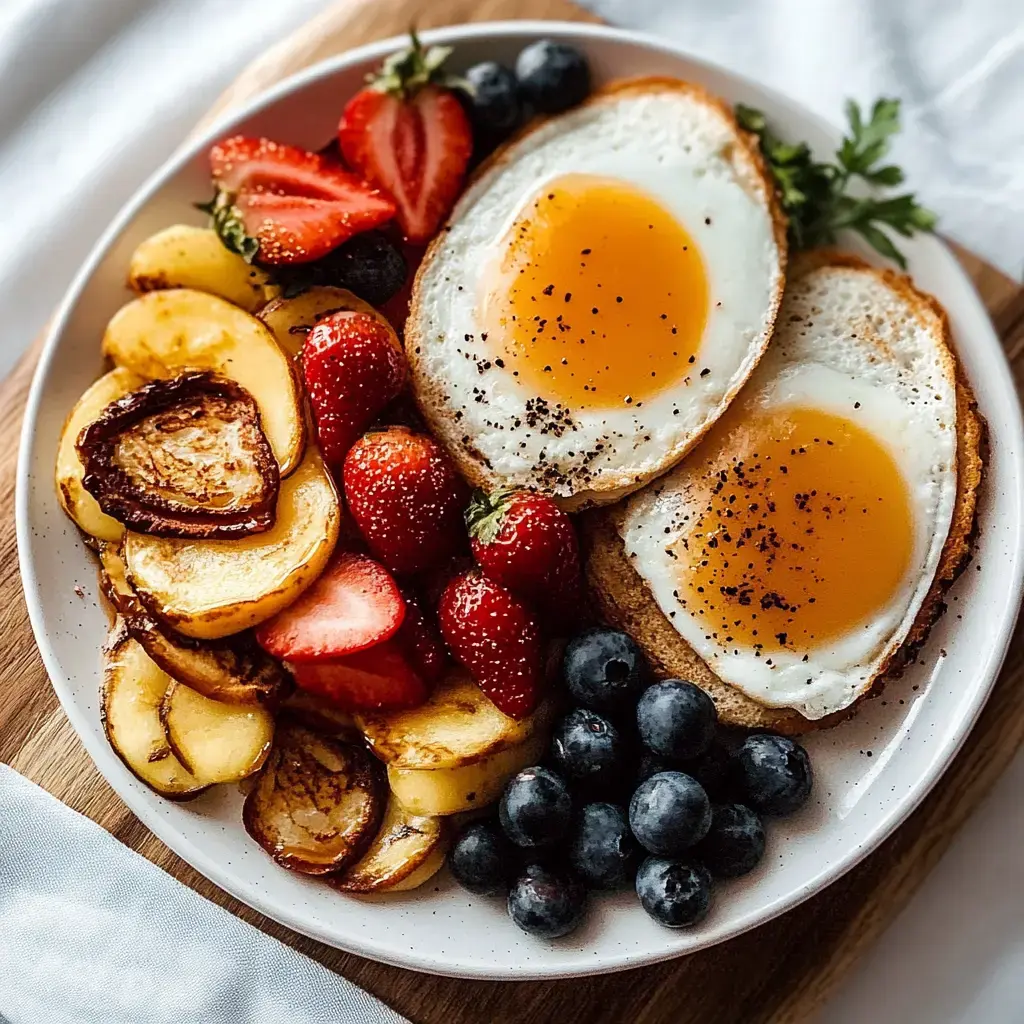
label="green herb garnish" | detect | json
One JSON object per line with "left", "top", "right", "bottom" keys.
{"left": 735, "top": 98, "right": 936, "bottom": 267}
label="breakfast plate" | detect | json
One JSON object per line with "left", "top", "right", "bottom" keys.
{"left": 16, "top": 21, "right": 1024, "bottom": 979}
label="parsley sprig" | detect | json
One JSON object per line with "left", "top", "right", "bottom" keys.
{"left": 735, "top": 98, "right": 936, "bottom": 267}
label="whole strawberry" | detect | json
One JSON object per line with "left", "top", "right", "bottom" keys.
{"left": 302, "top": 311, "right": 406, "bottom": 468}
{"left": 466, "top": 489, "right": 583, "bottom": 619}
{"left": 438, "top": 569, "right": 543, "bottom": 719}
{"left": 343, "top": 426, "right": 468, "bottom": 574}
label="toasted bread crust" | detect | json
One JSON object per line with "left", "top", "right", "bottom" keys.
{"left": 405, "top": 77, "right": 788, "bottom": 511}
{"left": 584, "top": 253, "right": 985, "bottom": 733}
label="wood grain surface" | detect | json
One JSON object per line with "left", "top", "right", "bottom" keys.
{"left": 3, "top": 1, "right": 1023, "bottom": 1022}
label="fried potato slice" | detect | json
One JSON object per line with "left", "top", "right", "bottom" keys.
{"left": 243, "top": 721, "right": 385, "bottom": 875}
{"left": 257, "top": 286, "right": 385, "bottom": 360}
{"left": 128, "top": 224, "right": 277, "bottom": 312}
{"left": 160, "top": 680, "right": 274, "bottom": 784}
{"left": 386, "top": 731, "right": 548, "bottom": 816}
{"left": 100, "top": 543, "right": 292, "bottom": 705}
{"left": 386, "top": 846, "right": 447, "bottom": 892}
{"left": 331, "top": 799, "right": 448, "bottom": 893}
{"left": 355, "top": 670, "right": 555, "bottom": 770}
{"left": 56, "top": 368, "right": 146, "bottom": 543}
{"left": 101, "top": 621, "right": 207, "bottom": 800}
{"left": 79, "top": 372, "right": 280, "bottom": 539}
{"left": 102, "top": 288, "right": 304, "bottom": 475}
{"left": 123, "top": 447, "right": 340, "bottom": 639}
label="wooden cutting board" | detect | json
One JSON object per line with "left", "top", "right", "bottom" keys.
{"left": 2, "top": 1, "right": 1023, "bottom": 1021}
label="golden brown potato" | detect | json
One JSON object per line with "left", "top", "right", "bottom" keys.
{"left": 101, "top": 289, "right": 305, "bottom": 475}
{"left": 100, "top": 621, "right": 207, "bottom": 800}
{"left": 160, "top": 680, "right": 274, "bottom": 784}
{"left": 55, "top": 368, "right": 146, "bottom": 543}
{"left": 331, "top": 799, "right": 448, "bottom": 893}
{"left": 242, "top": 721, "right": 385, "bottom": 875}
{"left": 128, "top": 225, "right": 277, "bottom": 312}
{"left": 355, "top": 670, "right": 555, "bottom": 771}
{"left": 123, "top": 448, "right": 340, "bottom": 639}
{"left": 386, "top": 732, "right": 548, "bottom": 816}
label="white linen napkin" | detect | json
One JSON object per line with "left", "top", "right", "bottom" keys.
{"left": 0, "top": 765, "right": 409, "bottom": 1024}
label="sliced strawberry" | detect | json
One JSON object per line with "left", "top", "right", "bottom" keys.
{"left": 255, "top": 550, "right": 405, "bottom": 661}
{"left": 204, "top": 136, "right": 395, "bottom": 265}
{"left": 290, "top": 641, "right": 427, "bottom": 711}
{"left": 338, "top": 35, "right": 472, "bottom": 243}
{"left": 302, "top": 311, "right": 407, "bottom": 468}
{"left": 438, "top": 569, "right": 543, "bottom": 719}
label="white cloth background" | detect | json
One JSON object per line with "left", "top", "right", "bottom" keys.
{"left": 0, "top": 1, "right": 1021, "bottom": 1022}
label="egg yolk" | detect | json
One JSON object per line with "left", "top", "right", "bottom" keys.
{"left": 674, "top": 405, "right": 914, "bottom": 654}
{"left": 482, "top": 174, "right": 708, "bottom": 410}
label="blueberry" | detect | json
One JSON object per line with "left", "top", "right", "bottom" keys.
{"left": 515, "top": 40, "right": 591, "bottom": 114}
{"left": 507, "top": 862, "right": 587, "bottom": 938}
{"left": 499, "top": 766, "right": 572, "bottom": 847}
{"left": 550, "top": 708, "right": 623, "bottom": 786}
{"left": 694, "top": 803, "right": 766, "bottom": 878}
{"left": 274, "top": 230, "right": 407, "bottom": 305}
{"left": 681, "top": 741, "right": 738, "bottom": 803}
{"left": 635, "top": 857, "right": 713, "bottom": 928}
{"left": 629, "top": 771, "right": 711, "bottom": 856}
{"left": 636, "top": 679, "right": 716, "bottom": 760}
{"left": 563, "top": 628, "right": 645, "bottom": 712}
{"left": 735, "top": 734, "right": 812, "bottom": 816}
{"left": 568, "top": 802, "right": 640, "bottom": 890}
{"left": 463, "top": 61, "right": 523, "bottom": 136}
{"left": 449, "top": 821, "right": 516, "bottom": 895}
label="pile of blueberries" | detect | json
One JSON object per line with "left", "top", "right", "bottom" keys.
{"left": 459, "top": 40, "right": 592, "bottom": 152}
{"left": 448, "top": 628, "right": 814, "bottom": 939}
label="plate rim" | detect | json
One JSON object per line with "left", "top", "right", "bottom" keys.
{"left": 16, "top": 18, "right": 1024, "bottom": 980}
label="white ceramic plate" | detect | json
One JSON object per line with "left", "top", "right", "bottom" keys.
{"left": 17, "top": 21, "right": 1024, "bottom": 980}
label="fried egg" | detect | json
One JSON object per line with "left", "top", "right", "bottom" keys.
{"left": 407, "top": 78, "right": 786, "bottom": 509}
{"left": 619, "top": 257, "right": 961, "bottom": 719}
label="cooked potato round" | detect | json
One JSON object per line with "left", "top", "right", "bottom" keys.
{"left": 355, "top": 670, "right": 555, "bottom": 770}
{"left": 56, "top": 368, "right": 146, "bottom": 543}
{"left": 386, "top": 731, "right": 548, "bottom": 816}
{"left": 128, "top": 225, "right": 277, "bottom": 312}
{"left": 101, "top": 288, "right": 305, "bottom": 475}
{"left": 242, "top": 721, "right": 385, "bottom": 875}
{"left": 331, "top": 799, "right": 447, "bottom": 893}
{"left": 123, "top": 447, "right": 340, "bottom": 639}
{"left": 101, "top": 621, "right": 206, "bottom": 800}
{"left": 160, "top": 680, "right": 274, "bottom": 784}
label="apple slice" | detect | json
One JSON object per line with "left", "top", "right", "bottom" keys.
{"left": 101, "top": 288, "right": 305, "bottom": 475}
{"left": 101, "top": 621, "right": 206, "bottom": 800}
{"left": 242, "top": 721, "right": 385, "bottom": 875}
{"left": 124, "top": 447, "right": 340, "bottom": 639}
{"left": 159, "top": 680, "right": 274, "bottom": 784}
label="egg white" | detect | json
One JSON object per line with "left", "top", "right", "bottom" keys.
{"left": 409, "top": 83, "right": 784, "bottom": 505}
{"left": 620, "top": 266, "right": 959, "bottom": 719}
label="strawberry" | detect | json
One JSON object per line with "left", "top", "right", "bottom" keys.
{"left": 255, "top": 550, "right": 405, "bottom": 661}
{"left": 290, "top": 641, "right": 427, "bottom": 711}
{"left": 466, "top": 489, "right": 583, "bottom": 621}
{"left": 343, "top": 426, "right": 468, "bottom": 574}
{"left": 396, "top": 584, "right": 448, "bottom": 683}
{"left": 337, "top": 33, "right": 472, "bottom": 243}
{"left": 438, "top": 569, "right": 543, "bottom": 719}
{"left": 204, "top": 136, "right": 395, "bottom": 264}
{"left": 302, "top": 311, "right": 407, "bottom": 468}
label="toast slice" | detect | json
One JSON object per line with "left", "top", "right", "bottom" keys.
{"left": 584, "top": 252, "right": 984, "bottom": 733}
